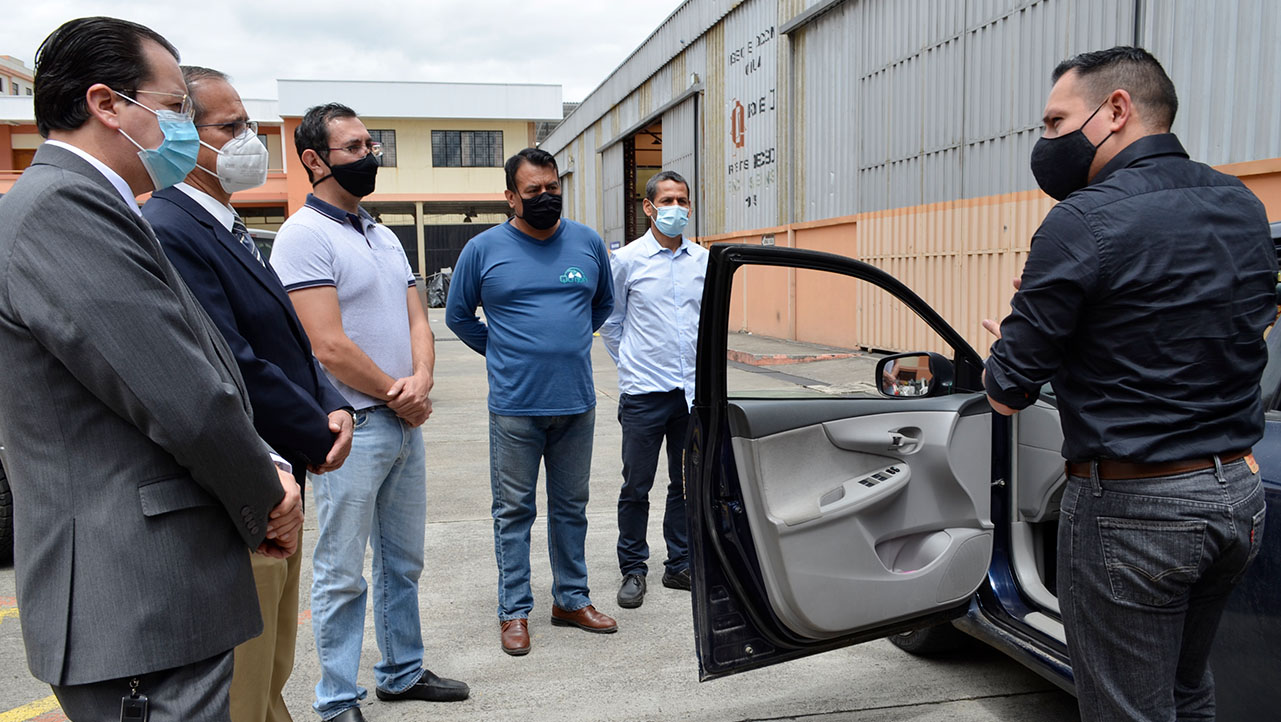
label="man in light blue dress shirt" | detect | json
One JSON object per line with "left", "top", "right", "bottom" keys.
{"left": 600, "top": 170, "right": 708, "bottom": 609}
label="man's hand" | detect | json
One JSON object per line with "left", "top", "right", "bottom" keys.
{"left": 258, "top": 467, "right": 303, "bottom": 558}
{"left": 981, "top": 277, "right": 1022, "bottom": 342}
{"left": 981, "top": 317, "right": 1003, "bottom": 340}
{"left": 309, "top": 410, "right": 354, "bottom": 474}
{"left": 387, "top": 371, "right": 433, "bottom": 427}
{"left": 982, "top": 368, "right": 1019, "bottom": 416}
{"left": 982, "top": 277, "right": 1023, "bottom": 417}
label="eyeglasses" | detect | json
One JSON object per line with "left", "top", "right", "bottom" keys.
{"left": 325, "top": 141, "right": 383, "bottom": 159}
{"left": 195, "top": 119, "right": 259, "bottom": 137}
{"left": 127, "top": 89, "right": 194, "bottom": 119}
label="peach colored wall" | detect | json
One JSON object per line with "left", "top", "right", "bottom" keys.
{"left": 742, "top": 264, "right": 793, "bottom": 340}
{"left": 703, "top": 192, "right": 1054, "bottom": 356}
{"left": 1248, "top": 174, "right": 1281, "bottom": 217}
{"left": 1232, "top": 160, "right": 1281, "bottom": 220}
{"left": 699, "top": 165, "right": 1281, "bottom": 357}
{"left": 282, "top": 117, "right": 310, "bottom": 215}
{"left": 0, "top": 125, "right": 11, "bottom": 171}
{"left": 794, "top": 224, "right": 858, "bottom": 349}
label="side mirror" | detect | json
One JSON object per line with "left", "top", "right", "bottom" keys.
{"left": 876, "top": 352, "right": 955, "bottom": 398}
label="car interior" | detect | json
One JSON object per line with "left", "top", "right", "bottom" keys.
{"left": 1009, "top": 397, "right": 1067, "bottom": 641}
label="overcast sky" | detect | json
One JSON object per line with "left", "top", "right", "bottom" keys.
{"left": 1, "top": 1, "right": 688, "bottom": 103}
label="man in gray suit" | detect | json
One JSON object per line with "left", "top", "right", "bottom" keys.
{"left": 0, "top": 17, "right": 302, "bottom": 722}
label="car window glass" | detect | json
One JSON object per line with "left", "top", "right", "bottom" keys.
{"left": 725, "top": 266, "right": 953, "bottom": 399}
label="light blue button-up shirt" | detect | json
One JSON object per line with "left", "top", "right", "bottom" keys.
{"left": 600, "top": 229, "right": 709, "bottom": 408}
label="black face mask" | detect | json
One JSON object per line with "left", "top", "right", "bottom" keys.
{"left": 316, "top": 152, "right": 379, "bottom": 198}
{"left": 1030, "top": 99, "right": 1112, "bottom": 201}
{"left": 517, "top": 192, "right": 562, "bottom": 230}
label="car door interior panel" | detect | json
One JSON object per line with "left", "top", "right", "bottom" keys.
{"left": 690, "top": 245, "right": 996, "bottom": 679}
{"left": 1010, "top": 398, "right": 1067, "bottom": 618}
{"left": 727, "top": 398, "right": 993, "bottom": 639}
{"left": 1015, "top": 400, "right": 1067, "bottom": 522}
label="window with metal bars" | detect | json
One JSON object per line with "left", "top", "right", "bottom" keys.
{"left": 431, "top": 130, "right": 503, "bottom": 167}
{"left": 368, "top": 129, "right": 397, "bottom": 167}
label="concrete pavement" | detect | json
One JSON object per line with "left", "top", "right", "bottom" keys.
{"left": 0, "top": 309, "right": 1079, "bottom": 722}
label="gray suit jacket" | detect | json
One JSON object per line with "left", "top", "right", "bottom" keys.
{"left": 0, "top": 144, "right": 285, "bottom": 685}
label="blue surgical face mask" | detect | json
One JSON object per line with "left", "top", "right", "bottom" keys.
{"left": 114, "top": 91, "right": 200, "bottom": 191}
{"left": 651, "top": 203, "right": 690, "bottom": 238}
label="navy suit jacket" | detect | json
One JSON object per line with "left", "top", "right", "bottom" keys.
{"left": 144, "top": 186, "right": 349, "bottom": 480}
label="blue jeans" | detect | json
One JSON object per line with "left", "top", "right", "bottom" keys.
{"left": 489, "top": 409, "right": 595, "bottom": 620}
{"left": 310, "top": 407, "right": 427, "bottom": 719}
{"left": 617, "top": 390, "right": 690, "bottom": 576}
{"left": 1059, "top": 456, "right": 1266, "bottom": 721}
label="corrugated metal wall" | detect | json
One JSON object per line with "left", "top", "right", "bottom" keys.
{"left": 555, "top": 0, "right": 1281, "bottom": 236}
{"left": 562, "top": 125, "right": 602, "bottom": 231}
{"left": 663, "top": 96, "right": 700, "bottom": 213}
{"left": 601, "top": 142, "right": 625, "bottom": 246}
{"left": 796, "top": 0, "right": 1135, "bottom": 222}
{"left": 714, "top": 0, "right": 784, "bottom": 231}
{"left": 550, "top": 0, "right": 1281, "bottom": 353}
{"left": 1142, "top": 0, "right": 1281, "bottom": 165}
{"left": 553, "top": 31, "right": 711, "bottom": 245}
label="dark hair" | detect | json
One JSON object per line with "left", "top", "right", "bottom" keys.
{"left": 294, "top": 103, "right": 358, "bottom": 182}
{"left": 33, "top": 16, "right": 179, "bottom": 137}
{"left": 1052, "top": 46, "right": 1177, "bottom": 130}
{"left": 504, "top": 147, "right": 558, "bottom": 192}
{"left": 181, "top": 66, "right": 229, "bottom": 124}
{"left": 645, "top": 170, "right": 690, "bottom": 203}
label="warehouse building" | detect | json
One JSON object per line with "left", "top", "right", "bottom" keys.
{"left": 541, "top": 0, "right": 1281, "bottom": 353}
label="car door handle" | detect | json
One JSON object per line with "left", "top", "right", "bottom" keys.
{"left": 889, "top": 428, "right": 922, "bottom": 454}
{"left": 822, "top": 422, "right": 924, "bottom": 455}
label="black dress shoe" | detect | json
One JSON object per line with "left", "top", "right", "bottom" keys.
{"left": 662, "top": 568, "right": 692, "bottom": 590}
{"left": 617, "top": 573, "right": 646, "bottom": 608}
{"left": 327, "top": 708, "right": 365, "bottom": 722}
{"left": 374, "top": 669, "right": 470, "bottom": 702}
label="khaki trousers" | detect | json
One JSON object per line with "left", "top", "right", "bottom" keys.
{"left": 230, "top": 531, "right": 302, "bottom": 722}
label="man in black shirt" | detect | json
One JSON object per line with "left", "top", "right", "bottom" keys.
{"left": 984, "top": 47, "right": 1274, "bottom": 721}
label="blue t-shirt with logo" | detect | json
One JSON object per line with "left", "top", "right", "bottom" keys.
{"left": 446, "top": 218, "right": 613, "bottom": 415}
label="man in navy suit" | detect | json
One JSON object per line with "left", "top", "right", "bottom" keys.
{"left": 143, "top": 66, "right": 354, "bottom": 722}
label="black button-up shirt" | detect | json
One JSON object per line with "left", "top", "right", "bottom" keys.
{"left": 985, "top": 134, "right": 1277, "bottom": 462}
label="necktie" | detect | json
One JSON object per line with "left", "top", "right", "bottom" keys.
{"left": 231, "top": 215, "right": 266, "bottom": 267}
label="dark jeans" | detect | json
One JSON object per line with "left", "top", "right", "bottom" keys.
{"left": 1059, "top": 456, "right": 1266, "bottom": 721}
{"left": 617, "top": 390, "right": 690, "bottom": 576}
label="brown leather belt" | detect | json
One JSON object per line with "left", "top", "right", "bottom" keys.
{"left": 1066, "top": 449, "right": 1251, "bottom": 480}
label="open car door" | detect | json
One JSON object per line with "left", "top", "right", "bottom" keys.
{"left": 687, "top": 244, "right": 993, "bottom": 680}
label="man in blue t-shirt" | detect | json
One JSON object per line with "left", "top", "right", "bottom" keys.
{"left": 446, "top": 147, "right": 616, "bottom": 656}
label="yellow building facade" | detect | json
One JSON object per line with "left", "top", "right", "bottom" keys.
{"left": 273, "top": 79, "right": 561, "bottom": 276}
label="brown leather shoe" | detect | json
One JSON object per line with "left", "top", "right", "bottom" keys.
{"left": 550, "top": 604, "right": 618, "bottom": 633}
{"left": 500, "top": 618, "right": 531, "bottom": 656}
